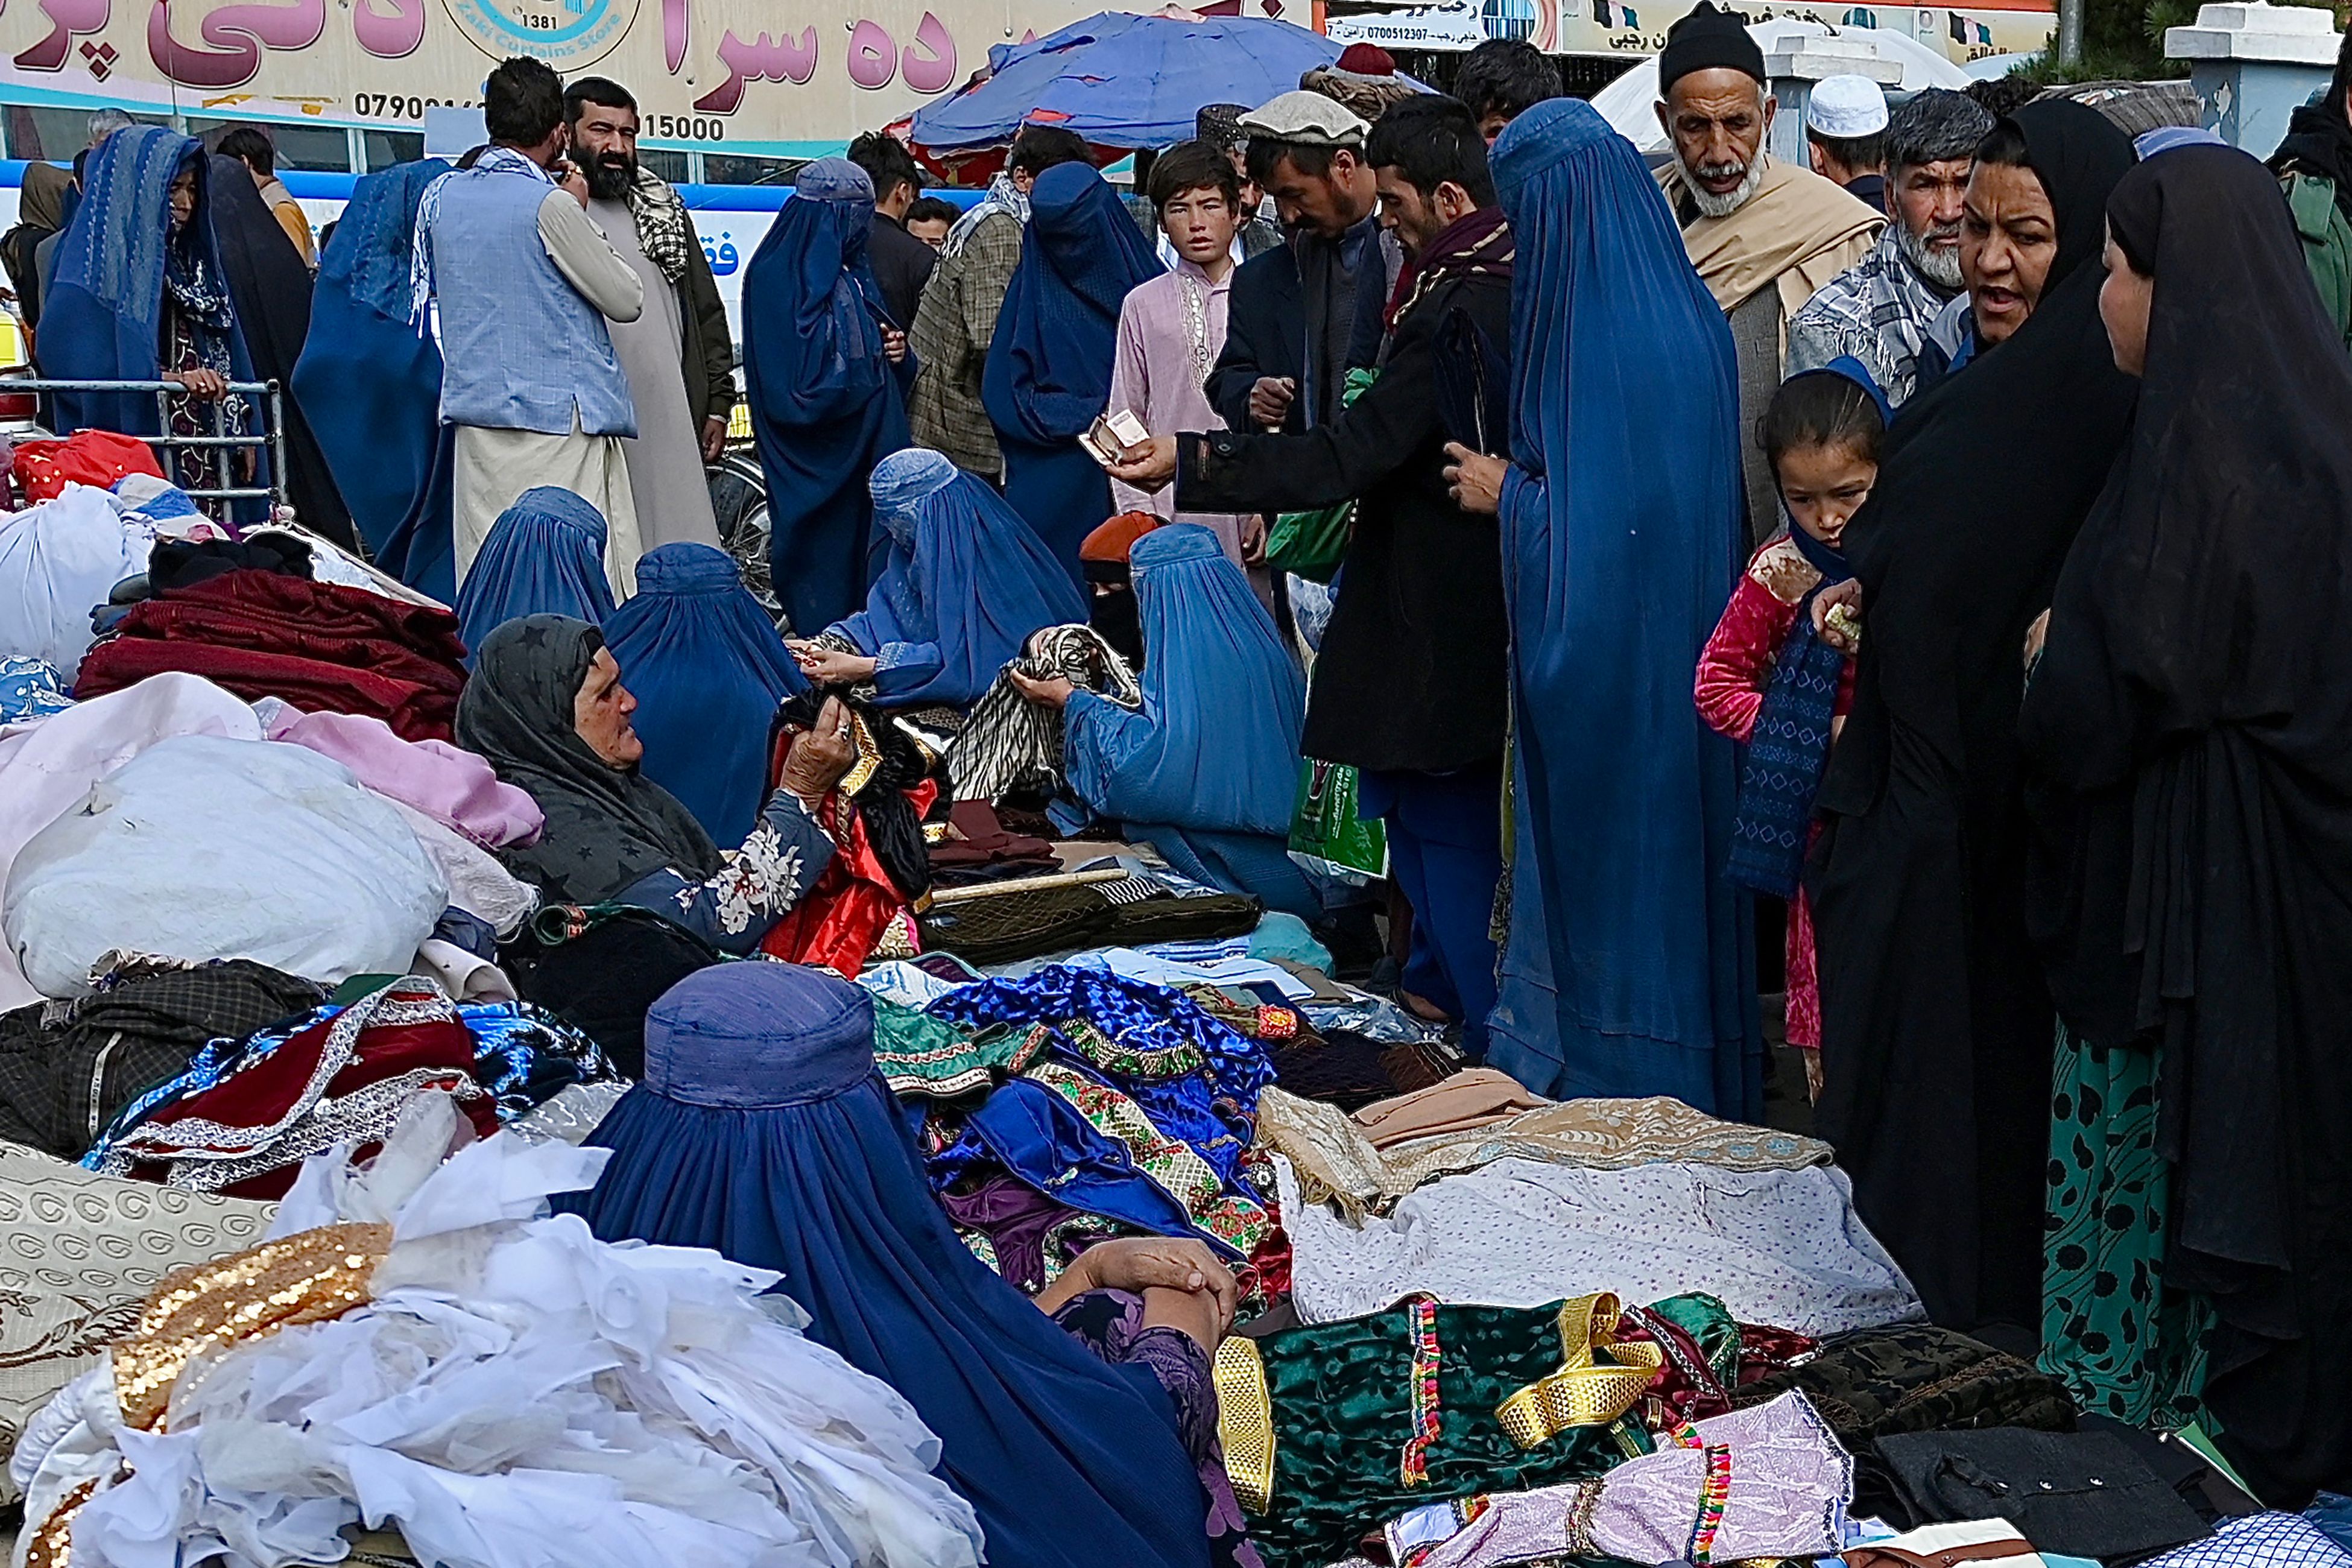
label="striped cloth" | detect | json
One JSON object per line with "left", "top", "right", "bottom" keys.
{"left": 947, "top": 624, "right": 1139, "bottom": 805}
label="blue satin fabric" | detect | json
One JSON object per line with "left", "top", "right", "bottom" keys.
{"left": 1481, "top": 100, "right": 1761, "bottom": 1119}
{"left": 827, "top": 447, "right": 1087, "bottom": 708}
{"left": 453, "top": 486, "right": 617, "bottom": 662}
{"left": 742, "top": 159, "right": 913, "bottom": 634}
{"left": 931, "top": 1075, "right": 1211, "bottom": 1242}
{"left": 293, "top": 159, "right": 453, "bottom": 600}
{"left": 602, "top": 542, "right": 807, "bottom": 843}
{"left": 567, "top": 963, "right": 1213, "bottom": 1568}
{"left": 981, "top": 161, "right": 1163, "bottom": 586}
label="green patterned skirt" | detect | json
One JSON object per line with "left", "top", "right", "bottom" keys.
{"left": 2041, "top": 1022, "right": 2210, "bottom": 1426}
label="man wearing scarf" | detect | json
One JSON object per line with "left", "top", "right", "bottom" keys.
{"left": 563, "top": 77, "right": 724, "bottom": 552}
{"left": 1654, "top": 1, "right": 1882, "bottom": 540}
{"left": 1109, "top": 95, "right": 1515, "bottom": 1055}
{"left": 414, "top": 56, "right": 645, "bottom": 595}
{"left": 906, "top": 124, "right": 1093, "bottom": 480}
{"left": 2268, "top": 25, "right": 2352, "bottom": 350}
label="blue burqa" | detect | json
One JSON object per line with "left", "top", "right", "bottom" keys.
{"left": 292, "top": 159, "right": 454, "bottom": 601}
{"left": 982, "top": 160, "right": 1163, "bottom": 587}
{"left": 603, "top": 542, "right": 808, "bottom": 844}
{"left": 38, "top": 125, "right": 263, "bottom": 517}
{"left": 1480, "top": 101, "right": 1762, "bottom": 1119}
{"left": 742, "top": 159, "right": 912, "bottom": 636}
{"left": 826, "top": 448, "right": 1087, "bottom": 709}
{"left": 1064, "top": 524, "right": 1316, "bottom": 914}
{"left": 454, "top": 487, "right": 616, "bottom": 662}
{"left": 567, "top": 963, "right": 1214, "bottom": 1568}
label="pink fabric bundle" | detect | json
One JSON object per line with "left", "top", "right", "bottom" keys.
{"left": 268, "top": 707, "right": 542, "bottom": 848}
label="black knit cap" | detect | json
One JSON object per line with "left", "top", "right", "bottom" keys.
{"left": 1658, "top": 1, "right": 1766, "bottom": 92}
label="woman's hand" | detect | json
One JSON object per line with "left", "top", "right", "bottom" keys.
{"left": 791, "top": 644, "right": 877, "bottom": 686}
{"left": 882, "top": 327, "right": 908, "bottom": 365}
{"left": 777, "top": 696, "right": 858, "bottom": 800}
{"left": 1441, "top": 443, "right": 1505, "bottom": 516}
{"left": 1105, "top": 435, "right": 1178, "bottom": 493}
{"left": 167, "top": 368, "right": 227, "bottom": 401}
{"left": 1813, "top": 579, "right": 1864, "bottom": 654}
{"left": 1239, "top": 513, "right": 1268, "bottom": 566}
{"left": 1008, "top": 669, "right": 1075, "bottom": 709}
{"left": 1054, "top": 1238, "right": 1238, "bottom": 1332}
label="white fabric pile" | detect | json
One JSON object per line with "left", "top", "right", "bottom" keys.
{"left": 10, "top": 1095, "right": 986, "bottom": 1568}
{"left": 0, "top": 484, "right": 152, "bottom": 681}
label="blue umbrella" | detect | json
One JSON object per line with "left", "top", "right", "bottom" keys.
{"left": 909, "top": 11, "right": 1359, "bottom": 156}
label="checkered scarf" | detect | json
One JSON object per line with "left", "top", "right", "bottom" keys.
{"left": 626, "top": 165, "right": 694, "bottom": 284}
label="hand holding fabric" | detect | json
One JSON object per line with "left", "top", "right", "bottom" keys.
{"left": 1008, "top": 668, "right": 1076, "bottom": 709}
{"left": 777, "top": 696, "right": 858, "bottom": 799}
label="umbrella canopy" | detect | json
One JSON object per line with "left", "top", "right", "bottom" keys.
{"left": 909, "top": 11, "right": 1360, "bottom": 160}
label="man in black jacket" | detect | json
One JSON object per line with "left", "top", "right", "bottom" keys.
{"left": 1110, "top": 95, "right": 1513, "bottom": 1054}
{"left": 847, "top": 130, "right": 938, "bottom": 331}
{"left": 1203, "top": 90, "right": 1383, "bottom": 437}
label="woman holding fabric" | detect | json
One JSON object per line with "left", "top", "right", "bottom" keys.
{"left": 1011, "top": 523, "right": 1317, "bottom": 917}
{"left": 789, "top": 447, "right": 1087, "bottom": 710}
{"left": 984, "top": 159, "right": 1165, "bottom": 586}
{"left": 292, "top": 159, "right": 454, "bottom": 597}
{"left": 2020, "top": 144, "right": 2352, "bottom": 1500}
{"left": 742, "top": 158, "right": 913, "bottom": 637}
{"left": 454, "top": 614, "right": 853, "bottom": 952}
{"left": 568, "top": 960, "right": 1257, "bottom": 1568}
{"left": 37, "top": 125, "right": 262, "bottom": 513}
{"left": 603, "top": 540, "right": 808, "bottom": 844}
{"left": 1438, "top": 98, "right": 1759, "bottom": 1117}
{"left": 1805, "top": 100, "right": 2137, "bottom": 1334}
{"left": 454, "top": 487, "right": 618, "bottom": 662}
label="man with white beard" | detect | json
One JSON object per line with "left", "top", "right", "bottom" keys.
{"left": 1654, "top": 1, "right": 1883, "bottom": 540}
{"left": 1788, "top": 89, "right": 1996, "bottom": 406}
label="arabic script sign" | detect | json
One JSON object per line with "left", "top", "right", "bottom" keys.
{"left": 0, "top": 0, "right": 1113, "bottom": 151}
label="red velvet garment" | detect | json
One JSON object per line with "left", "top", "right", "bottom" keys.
{"left": 13, "top": 429, "right": 165, "bottom": 502}
{"left": 110, "top": 979, "right": 496, "bottom": 1200}
{"left": 74, "top": 569, "right": 467, "bottom": 740}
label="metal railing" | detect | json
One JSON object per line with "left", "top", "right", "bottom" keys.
{"left": 1, "top": 378, "right": 288, "bottom": 511}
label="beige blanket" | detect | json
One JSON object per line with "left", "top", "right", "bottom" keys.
{"left": 1659, "top": 154, "right": 1885, "bottom": 318}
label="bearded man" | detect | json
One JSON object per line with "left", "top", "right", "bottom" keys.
{"left": 1788, "top": 89, "right": 1994, "bottom": 406}
{"left": 1655, "top": 1, "right": 1882, "bottom": 539}
{"left": 565, "top": 75, "right": 726, "bottom": 552}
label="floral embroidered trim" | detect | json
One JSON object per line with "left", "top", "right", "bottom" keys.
{"left": 1402, "top": 1296, "right": 1443, "bottom": 1488}
{"left": 1686, "top": 1440, "right": 1733, "bottom": 1566}
{"left": 680, "top": 821, "right": 808, "bottom": 935}
{"left": 1059, "top": 1017, "right": 1206, "bottom": 1080}
{"left": 1023, "top": 1061, "right": 1269, "bottom": 1256}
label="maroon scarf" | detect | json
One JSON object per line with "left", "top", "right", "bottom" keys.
{"left": 1383, "top": 204, "right": 1514, "bottom": 330}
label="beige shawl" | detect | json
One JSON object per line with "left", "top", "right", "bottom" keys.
{"left": 1659, "top": 154, "right": 1884, "bottom": 317}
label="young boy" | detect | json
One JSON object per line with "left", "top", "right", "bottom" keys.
{"left": 1105, "top": 139, "right": 1272, "bottom": 609}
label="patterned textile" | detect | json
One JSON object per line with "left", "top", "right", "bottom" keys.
{"left": 1256, "top": 1084, "right": 1833, "bottom": 1221}
{"left": 0, "top": 1141, "right": 274, "bottom": 1505}
{"left": 625, "top": 164, "right": 693, "bottom": 283}
{"left": 455, "top": 999, "right": 617, "bottom": 1119}
{"left": 872, "top": 997, "right": 1043, "bottom": 1098}
{"left": 2145, "top": 1511, "right": 2352, "bottom": 1568}
{"left": 2042, "top": 1022, "right": 2210, "bottom": 1426}
{"left": 1731, "top": 1323, "right": 2076, "bottom": 1443}
{"left": 0, "top": 657, "right": 72, "bottom": 722}
{"left": 1726, "top": 613, "right": 1847, "bottom": 899}
{"left": 949, "top": 622, "right": 1140, "bottom": 804}
{"left": 943, "top": 171, "right": 1028, "bottom": 258}
{"left": 1053, "top": 1289, "right": 1267, "bottom": 1568}
{"left": 1783, "top": 223, "right": 1957, "bottom": 406}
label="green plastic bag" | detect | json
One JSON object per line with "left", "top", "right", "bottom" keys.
{"left": 1263, "top": 368, "right": 1376, "bottom": 583}
{"left": 1288, "top": 757, "right": 1388, "bottom": 885}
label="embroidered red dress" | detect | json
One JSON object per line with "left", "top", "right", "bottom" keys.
{"left": 1692, "top": 535, "right": 1853, "bottom": 1050}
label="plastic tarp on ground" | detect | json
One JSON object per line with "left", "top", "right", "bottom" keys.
{"left": 909, "top": 11, "right": 1357, "bottom": 156}
{"left": 3, "top": 733, "right": 447, "bottom": 997}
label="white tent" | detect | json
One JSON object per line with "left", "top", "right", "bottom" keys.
{"left": 1592, "top": 18, "right": 1974, "bottom": 154}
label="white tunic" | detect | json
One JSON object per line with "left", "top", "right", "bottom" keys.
{"left": 587, "top": 198, "right": 721, "bottom": 554}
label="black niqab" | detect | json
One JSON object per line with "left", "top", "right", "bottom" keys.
{"left": 2020, "top": 145, "right": 2352, "bottom": 1502}
{"left": 1808, "top": 99, "right": 2137, "bottom": 1331}
{"left": 206, "top": 154, "right": 356, "bottom": 548}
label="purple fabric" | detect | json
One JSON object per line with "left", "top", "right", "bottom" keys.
{"left": 1052, "top": 1289, "right": 1266, "bottom": 1568}
{"left": 937, "top": 1172, "right": 1101, "bottom": 1291}
{"left": 267, "top": 706, "right": 543, "bottom": 847}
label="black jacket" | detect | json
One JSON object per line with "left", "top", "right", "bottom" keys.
{"left": 1175, "top": 265, "right": 1512, "bottom": 776}
{"left": 677, "top": 234, "right": 736, "bottom": 432}
{"left": 1206, "top": 241, "right": 1307, "bottom": 435}
{"left": 867, "top": 211, "right": 938, "bottom": 333}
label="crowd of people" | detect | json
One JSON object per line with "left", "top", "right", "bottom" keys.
{"left": 3, "top": 9, "right": 2352, "bottom": 1566}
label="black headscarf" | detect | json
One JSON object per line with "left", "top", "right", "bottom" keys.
{"left": 1809, "top": 98, "right": 2137, "bottom": 1331}
{"left": 454, "top": 615, "right": 722, "bottom": 905}
{"left": 2020, "top": 145, "right": 2352, "bottom": 1502}
{"left": 205, "top": 154, "right": 356, "bottom": 549}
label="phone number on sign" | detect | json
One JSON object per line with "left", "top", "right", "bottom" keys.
{"left": 353, "top": 95, "right": 482, "bottom": 120}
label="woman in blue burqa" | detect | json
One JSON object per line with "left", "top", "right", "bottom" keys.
{"left": 292, "top": 158, "right": 456, "bottom": 600}
{"left": 742, "top": 158, "right": 913, "bottom": 636}
{"left": 1447, "top": 100, "right": 1761, "bottom": 1116}
{"left": 983, "top": 159, "right": 1163, "bottom": 586}
{"left": 454, "top": 486, "right": 618, "bottom": 662}
{"left": 789, "top": 447, "right": 1086, "bottom": 710}
{"left": 566, "top": 960, "right": 1259, "bottom": 1568}
{"left": 37, "top": 125, "right": 264, "bottom": 518}
{"left": 1013, "top": 523, "right": 1318, "bottom": 917}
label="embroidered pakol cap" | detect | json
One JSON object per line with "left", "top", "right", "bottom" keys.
{"left": 643, "top": 963, "right": 876, "bottom": 1108}
{"left": 1806, "top": 75, "right": 1890, "bottom": 139}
